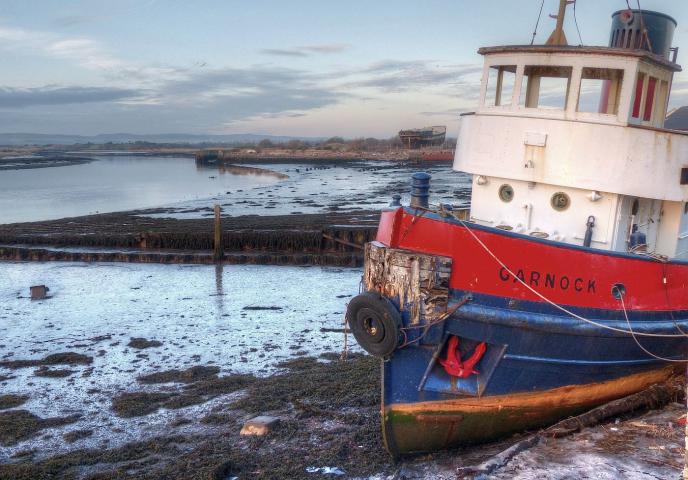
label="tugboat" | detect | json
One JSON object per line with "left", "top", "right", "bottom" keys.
{"left": 346, "top": 3, "right": 688, "bottom": 456}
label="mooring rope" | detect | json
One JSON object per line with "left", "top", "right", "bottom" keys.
{"left": 618, "top": 292, "right": 688, "bottom": 363}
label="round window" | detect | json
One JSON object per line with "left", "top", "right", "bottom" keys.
{"left": 498, "top": 184, "right": 514, "bottom": 203}
{"left": 551, "top": 192, "right": 570, "bottom": 211}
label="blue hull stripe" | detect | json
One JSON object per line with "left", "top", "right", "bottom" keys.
{"left": 503, "top": 353, "right": 679, "bottom": 365}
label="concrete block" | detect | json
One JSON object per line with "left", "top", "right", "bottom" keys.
{"left": 240, "top": 415, "right": 280, "bottom": 436}
{"left": 30, "top": 285, "right": 49, "bottom": 300}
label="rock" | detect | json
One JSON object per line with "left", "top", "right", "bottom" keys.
{"left": 239, "top": 415, "right": 280, "bottom": 436}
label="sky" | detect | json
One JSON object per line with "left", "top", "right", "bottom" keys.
{"left": 0, "top": 0, "right": 687, "bottom": 138}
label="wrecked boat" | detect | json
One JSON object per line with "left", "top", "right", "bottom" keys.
{"left": 346, "top": 3, "right": 688, "bottom": 456}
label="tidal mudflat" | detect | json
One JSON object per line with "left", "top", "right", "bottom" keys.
{"left": 0, "top": 262, "right": 684, "bottom": 479}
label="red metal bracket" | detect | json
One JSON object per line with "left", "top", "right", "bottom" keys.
{"left": 439, "top": 336, "right": 486, "bottom": 378}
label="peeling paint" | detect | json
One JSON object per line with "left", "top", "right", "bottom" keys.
{"left": 364, "top": 241, "right": 451, "bottom": 325}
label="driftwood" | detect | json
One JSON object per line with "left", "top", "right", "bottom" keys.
{"left": 456, "top": 381, "right": 678, "bottom": 479}
{"left": 544, "top": 383, "right": 675, "bottom": 438}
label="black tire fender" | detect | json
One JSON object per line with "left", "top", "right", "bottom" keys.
{"left": 346, "top": 291, "right": 402, "bottom": 357}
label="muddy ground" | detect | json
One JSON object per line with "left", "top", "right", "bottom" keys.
{"left": 0, "top": 350, "right": 685, "bottom": 480}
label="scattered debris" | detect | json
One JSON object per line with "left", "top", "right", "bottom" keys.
{"left": 127, "top": 337, "right": 163, "bottom": 349}
{"left": 305, "top": 466, "right": 345, "bottom": 475}
{"left": 242, "top": 306, "right": 283, "bottom": 311}
{"left": 240, "top": 415, "right": 280, "bottom": 436}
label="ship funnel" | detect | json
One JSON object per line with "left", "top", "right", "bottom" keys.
{"left": 610, "top": 10, "right": 677, "bottom": 59}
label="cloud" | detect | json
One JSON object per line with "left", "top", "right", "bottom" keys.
{"left": 260, "top": 43, "right": 350, "bottom": 57}
{"left": 420, "top": 107, "right": 469, "bottom": 117}
{"left": 0, "top": 22, "right": 480, "bottom": 134}
{"left": 0, "top": 86, "right": 142, "bottom": 107}
{"left": 336, "top": 60, "right": 482, "bottom": 91}
{"left": 300, "top": 44, "right": 350, "bottom": 54}
{"left": 259, "top": 48, "right": 309, "bottom": 57}
{"left": 47, "top": 38, "right": 124, "bottom": 70}
{"left": 53, "top": 15, "right": 101, "bottom": 27}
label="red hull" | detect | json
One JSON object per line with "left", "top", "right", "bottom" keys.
{"left": 377, "top": 208, "right": 688, "bottom": 312}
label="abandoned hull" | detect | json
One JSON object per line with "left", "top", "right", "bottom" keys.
{"left": 354, "top": 207, "right": 688, "bottom": 455}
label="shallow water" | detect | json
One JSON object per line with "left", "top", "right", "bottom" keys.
{"left": 0, "top": 261, "right": 361, "bottom": 457}
{"left": 0, "top": 156, "right": 471, "bottom": 224}
{"left": 150, "top": 161, "right": 471, "bottom": 219}
{"left": 0, "top": 156, "right": 281, "bottom": 224}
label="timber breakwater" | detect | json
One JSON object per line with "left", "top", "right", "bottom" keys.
{"left": 0, "top": 210, "right": 379, "bottom": 266}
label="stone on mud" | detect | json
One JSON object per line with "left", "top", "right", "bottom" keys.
{"left": 240, "top": 415, "right": 280, "bottom": 436}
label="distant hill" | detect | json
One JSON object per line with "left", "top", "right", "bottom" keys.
{"left": 0, "top": 132, "right": 323, "bottom": 146}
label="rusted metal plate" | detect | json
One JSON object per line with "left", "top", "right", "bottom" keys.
{"left": 364, "top": 241, "right": 451, "bottom": 325}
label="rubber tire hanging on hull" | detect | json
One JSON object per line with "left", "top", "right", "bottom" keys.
{"left": 346, "top": 292, "right": 402, "bottom": 357}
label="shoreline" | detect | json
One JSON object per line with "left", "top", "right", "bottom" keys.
{"left": 0, "top": 156, "right": 94, "bottom": 171}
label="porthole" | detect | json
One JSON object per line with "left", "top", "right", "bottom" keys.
{"left": 551, "top": 192, "right": 570, "bottom": 211}
{"left": 530, "top": 231, "right": 549, "bottom": 238}
{"left": 498, "top": 184, "right": 514, "bottom": 203}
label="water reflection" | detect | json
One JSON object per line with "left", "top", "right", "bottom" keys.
{"left": 214, "top": 262, "right": 225, "bottom": 317}
{"left": 196, "top": 163, "right": 289, "bottom": 179}
{"left": 0, "top": 156, "right": 283, "bottom": 224}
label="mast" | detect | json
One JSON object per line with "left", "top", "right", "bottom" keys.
{"left": 546, "top": 0, "right": 572, "bottom": 46}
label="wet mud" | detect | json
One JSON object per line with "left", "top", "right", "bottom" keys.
{"left": 0, "top": 346, "right": 685, "bottom": 479}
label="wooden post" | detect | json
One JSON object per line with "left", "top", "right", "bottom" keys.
{"left": 213, "top": 204, "right": 223, "bottom": 262}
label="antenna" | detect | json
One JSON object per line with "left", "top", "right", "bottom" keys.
{"left": 546, "top": 0, "right": 574, "bottom": 46}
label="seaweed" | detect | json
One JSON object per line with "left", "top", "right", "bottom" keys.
{"left": 231, "top": 354, "right": 378, "bottom": 413}
{"left": 127, "top": 338, "right": 163, "bottom": 349}
{"left": 34, "top": 367, "right": 74, "bottom": 378}
{"left": 0, "top": 394, "right": 28, "bottom": 410}
{"left": 0, "top": 410, "right": 80, "bottom": 446}
{"left": 111, "top": 392, "right": 176, "bottom": 418}
{"left": 112, "top": 373, "right": 255, "bottom": 418}
{"left": 63, "top": 429, "right": 94, "bottom": 443}
{"left": 137, "top": 366, "right": 220, "bottom": 384}
{"left": 0, "top": 352, "right": 92, "bottom": 369}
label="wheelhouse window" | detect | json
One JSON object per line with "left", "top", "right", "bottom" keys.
{"left": 631, "top": 72, "right": 667, "bottom": 124}
{"left": 485, "top": 65, "right": 516, "bottom": 107}
{"left": 631, "top": 72, "right": 645, "bottom": 118}
{"left": 520, "top": 66, "right": 572, "bottom": 110}
{"left": 577, "top": 68, "right": 624, "bottom": 114}
{"left": 643, "top": 76, "right": 657, "bottom": 121}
